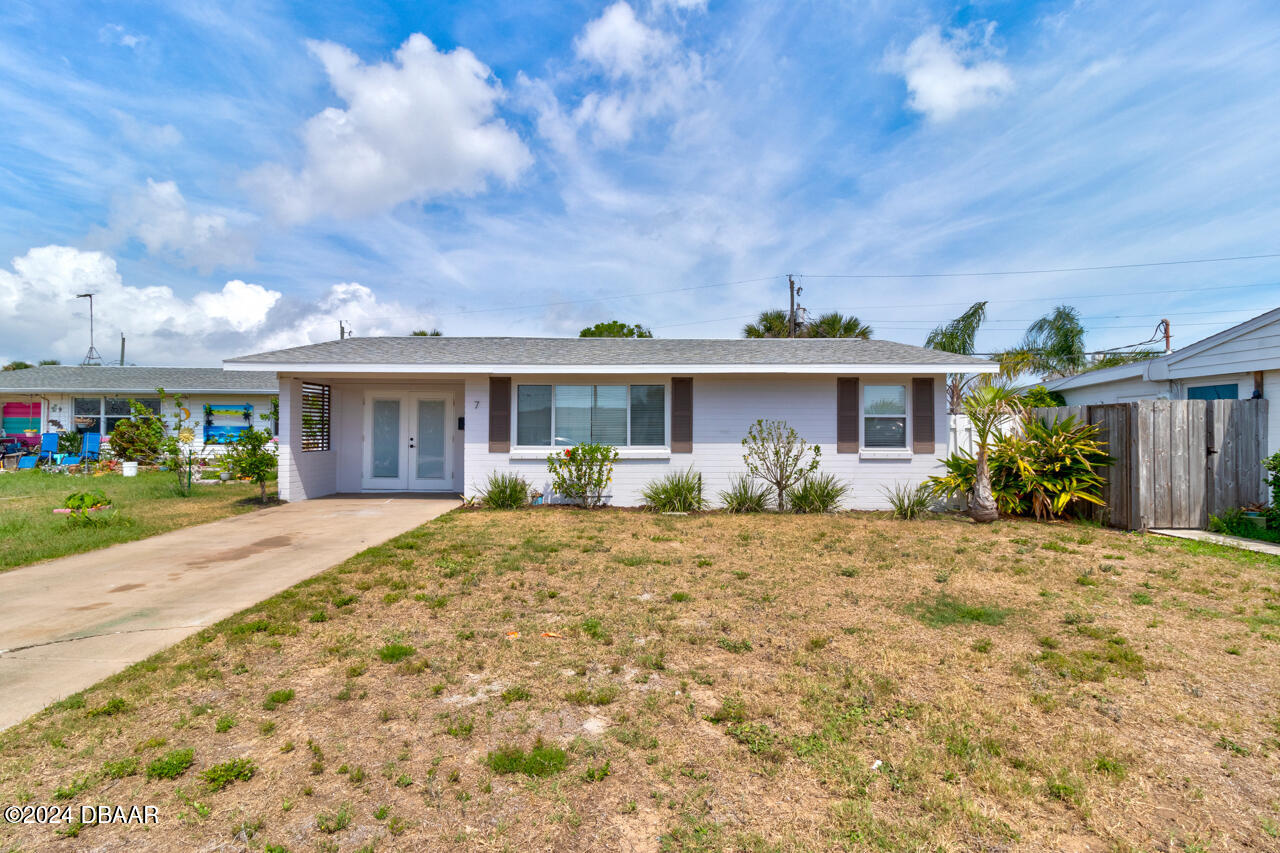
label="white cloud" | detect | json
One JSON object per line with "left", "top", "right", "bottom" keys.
{"left": 525, "top": 2, "right": 705, "bottom": 147}
{"left": 113, "top": 111, "right": 183, "bottom": 149}
{"left": 575, "top": 2, "right": 673, "bottom": 79}
{"left": 0, "top": 246, "right": 436, "bottom": 365}
{"left": 891, "top": 25, "right": 1013, "bottom": 122}
{"left": 90, "top": 179, "right": 253, "bottom": 273}
{"left": 244, "top": 34, "right": 531, "bottom": 224}
{"left": 98, "top": 24, "right": 146, "bottom": 50}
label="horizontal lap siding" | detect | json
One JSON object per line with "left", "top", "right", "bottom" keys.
{"left": 464, "top": 373, "right": 949, "bottom": 509}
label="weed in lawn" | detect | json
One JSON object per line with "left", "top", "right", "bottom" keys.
{"left": 707, "top": 695, "right": 747, "bottom": 724}
{"left": 501, "top": 685, "right": 532, "bottom": 704}
{"left": 316, "top": 803, "right": 353, "bottom": 834}
{"left": 377, "top": 643, "right": 415, "bottom": 663}
{"left": 486, "top": 739, "right": 567, "bottom": 777}
{"left": 102, "top": 757, "right": 138, "bottom": 779}
{"left": 564, "top": 686, "right": 620, "bottom": 706}
{"left": 86, "top": 697, "right": 129, "bottom": 717}
{"left": 583, "top": 761, "right": 611, "bottom": 782}
{"left": 717, "top": 637, "right": 752, "bottom": 654}
{"left": 201, "top": 757, "right": 256, "bottom": 791}
{"left": 262, "top": 689, "right": 295, "bottom": 710}
{"left": 215, "top": 714, "right": 236, "bottom": 733}
{"left": 146, "top": 748, "right": 194, "bottom": 780}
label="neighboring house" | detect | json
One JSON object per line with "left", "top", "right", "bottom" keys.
{"left": 223, "top": 337, "right": 998, "bottom": 507}
{"left": 0, "top": 366, "right": 277, "bottom": 453}
{"left": 1043, "top": 306, "right": 1279, "bottom": 455}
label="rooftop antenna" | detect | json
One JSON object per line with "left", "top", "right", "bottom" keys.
{"left": 76, "top": 293, "right": 103, "bottom": 365}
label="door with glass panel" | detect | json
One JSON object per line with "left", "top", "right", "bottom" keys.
{"left": 362, "top": 392, "right": 453, "bottom": 491}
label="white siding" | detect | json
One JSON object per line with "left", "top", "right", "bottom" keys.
{"left": 278, "top": 378, "right": 336, "bottom": 501}
{"left": 464, "top": 373, "right": 949, "bottom": 509}
{"left": 1057, "top": 376, "right": 1171, "bottom": 405}
{"left": 1162, "top": 323, "right": 1280, "bottom": 378}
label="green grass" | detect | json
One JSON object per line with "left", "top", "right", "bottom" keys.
{"left": 912, "top": 593, "right": 1012, "bottom": 627}
{"left": 145, "top": 748, "right": 194, "bottom": 780}
{"left": 0, "top": 470, "right": 274, "bottom": 570}
{"left": 485, "top": 739, "right": 567, "bottom": 777}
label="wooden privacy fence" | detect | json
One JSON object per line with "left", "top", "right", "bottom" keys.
{"left": 1030, "top": 399, "right": 1269, "bottom": 530}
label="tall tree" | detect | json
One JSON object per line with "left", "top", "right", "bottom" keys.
{"left": 743, "top": 309, "right": 793, "bottom": 338}
{"left": 3, "top": 361, "right": 33, "bottom": 371}
{"left": 1001, "top": 305, "right": 1086, "bottom": 378}
{"left": 805, "top": 312, "right": 873, "bottom": 339}
{"left": 925, "top": 301, "right": 988, "bottom": 412}
{"left": 579, "top": 320, "right": 653, "bottom": 338}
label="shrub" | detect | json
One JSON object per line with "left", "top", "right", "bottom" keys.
{"left": 787, "top": 473, "right": 848, "bottom": 513}
{"left": 882, "top": 482, "right": 932, "bottom": 520}
{"left": 718, "top": 475, "right": 771, "bottom": 513}
{"left": 146, "top": 748, "right": 194, "bottom": 780}
{"left": 485, "top": 739, "right": 567, "bottom": 777}
{"left": 641, "top": 467, "right": 706, "bottom": 512}
{"left": 106, "top": 401, "right": 164, "bottom": 461}
{"left": 201, "top": 757, "right": 256, "bottom": 791}
{"left": 222, "top": 425, "right": 277, "bottom": 503}
{"left": 741, "top": 419, "right": 821, "bottom": 510}
{"left": 929, "top": 414, "right": 1112, "bottom": 520}
{"left": 546, "top": 443, "right": 618, "bottom": 507}
{"left": 480, "top": 473, "right": 530, "bottom": 509}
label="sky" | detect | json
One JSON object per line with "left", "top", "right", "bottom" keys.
{"left": 1, "top": 0, "right": 1278, "bottom": 366}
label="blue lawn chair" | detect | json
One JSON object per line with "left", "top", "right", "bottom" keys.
{"left": 17, "top": 455, "right": 37, "bottom": 470}
{"left": 81, "top": 432, "right": 102, "bottom": 462}
{"left": 37, "top": 432, "right": 58, "bottom": 464}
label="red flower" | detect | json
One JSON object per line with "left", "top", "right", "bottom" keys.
{"left": 564, "top": 448, "right": 572, "bottom": 457}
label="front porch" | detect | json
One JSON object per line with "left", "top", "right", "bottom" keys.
{"left": 277, "top": 374, "right": 468, "bottom": 501}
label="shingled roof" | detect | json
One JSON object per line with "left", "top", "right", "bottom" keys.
{"left": 225, "top": 336, "right": 996, "bottom": 370}
{"left": 0, "top": 366, "right": 277, "bottom": 394}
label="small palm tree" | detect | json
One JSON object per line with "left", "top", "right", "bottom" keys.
{"left": 743, "top": 309, "right": 794, "bottom": 338}
{"left": 805, "top": 312, "right": 873, "bottom": 339}
{"left": 962, "top": 385, "right": 1023, "bottom": 523}
{"left": 1000, "top": 305, "right": 1086, "bottom": 378}
{"left": 925, "top": 301, "right": 987, "bottom": 412}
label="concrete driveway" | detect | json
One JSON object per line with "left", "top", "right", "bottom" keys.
{"left": 0, "top": 495, "right": 458, "bottom": 731}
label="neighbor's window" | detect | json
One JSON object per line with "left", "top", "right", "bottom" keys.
{"left": 300, "top": 383, "right": 331, "bottom": 452}
{"left": 515, "top": 384, "right": 665, "bottom": 447}
{"left": 863, "top": 385, "right": 907, "bottom": 448}
{"left": 1186, "top": 383, "right": 1238, "bottom": 401}
{"left": 73, "top": 397, "right": 160, "bottom": 436}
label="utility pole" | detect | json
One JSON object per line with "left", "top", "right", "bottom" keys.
{"left": 1161, "top": 318, "right": 1172, "bottom": 353}
{"left": 339, "top": 321, "right": 346, "bottom": 340}
{"left": 788, "top": 275, "right": 801, "bottom": 338}
{"left": 119, "top": 333, "right": 126, "bottom": 366}
{"left": 76, "top": 293, "right": 103, "bottom": 365}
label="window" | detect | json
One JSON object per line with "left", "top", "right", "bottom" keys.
{"left": 515, "top": 384, "right": 666, "bottom": 447}
{"left": 863, "top": 385, "right": 907, "bottom": 448}
{"left": 1187, "top": 383, "right": 1238, "bottom": 401}
{"left": 300, "top": 383, "right": 331, "bottom": 452}
{"left": 73, "top": 397, "right": 160, "bottom": 436}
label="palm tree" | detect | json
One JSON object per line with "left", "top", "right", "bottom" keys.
{"left": 962, "top": 384, "right": 1023, "bottom": 523}
{"left": 925, "top": 301, "right": 987, "bottom": 412}
{"left": 805, "top": 312, "right": 873, "bottom": 339}
{"left": 743, "top": 309, "right": 793, "bottom": 338}
{"left": 1001, "top": 305, "right": 1086, "bottom": 378}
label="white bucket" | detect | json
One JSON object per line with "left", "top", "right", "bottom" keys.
{"left": 122, "top": 461, "right": 138, "bottom": 477}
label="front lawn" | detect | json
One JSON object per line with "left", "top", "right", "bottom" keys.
{"left": 1, "top": 510, "right": 1277, "bottom": 851}
{"left": 0, "top": 470, "right": 276, "bottom": 570}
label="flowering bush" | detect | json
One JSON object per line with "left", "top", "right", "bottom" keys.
{"left": 546, "top": 443, "right": 618, "bottom": 507}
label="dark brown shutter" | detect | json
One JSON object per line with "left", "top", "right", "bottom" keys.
{"left": 671, "top": 377, "right": 692, "bottom": 453}
{"left": 912, "top": 377, "right": 935, "bottom": 454}
{"left": 837, "top": 377, "right": 859, "bottom": 453}
{"left": 488, "top": 377, "right": 511, "bottom": 452}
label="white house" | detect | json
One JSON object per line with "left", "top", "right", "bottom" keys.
{"left": 1044, "top": 306, "right": 1280, "bottom": 455}
{"left": 223, "top": 336, "right": 998, "bottom": 508}
{"left": 0, "top": 366, "right": 277, "bottom": 453}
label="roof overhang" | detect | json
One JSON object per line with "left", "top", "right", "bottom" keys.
{"left": 223, "top": 361, "right": 1000, "bottom": 376}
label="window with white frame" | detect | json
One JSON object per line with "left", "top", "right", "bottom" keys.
{"left": 863, "top": 385, "right": 907, "bottom": 448}
{"left": 73, "top": 397, "right": 161, "bottom": 436}
{"left": 516, "top": 384, "right": 665, "bottom": 447}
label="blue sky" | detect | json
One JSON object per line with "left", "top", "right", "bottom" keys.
{"left": 1, "top": 0, "right": 1278, "bottom": 365}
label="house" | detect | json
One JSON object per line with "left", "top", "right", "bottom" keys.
{"left": 0, "top": 366, "right": 277, "bottom": 452}
{"left": 1043, "top": 306, "right": 1279, "bottom": 455}
{"left": 223, "top": 337, "right": 998, "bottom": 507}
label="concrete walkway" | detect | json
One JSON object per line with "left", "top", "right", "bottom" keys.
{"left": 1150, "top": 527, "right": 1280, "bottom": 556}
{"left": 0, "top": 495, "right": 458, "bottom": 731}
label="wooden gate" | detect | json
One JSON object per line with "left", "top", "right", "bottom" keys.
{"left": 1030, "top": 399, "right": 1269, "bottom": 530}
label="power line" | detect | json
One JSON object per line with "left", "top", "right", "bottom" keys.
{"left": 794, "top": 252, "right": 1280, "bottom": 280}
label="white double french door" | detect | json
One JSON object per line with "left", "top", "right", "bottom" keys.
{"left": 361, "top": 391, "right": 454, "bottom": 491}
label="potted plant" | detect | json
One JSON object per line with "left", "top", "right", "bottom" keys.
{"left": 1242, "top": 503, "right": 1267, "bottom": 529}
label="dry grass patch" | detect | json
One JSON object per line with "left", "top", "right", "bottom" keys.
{"left": 1, "top": 509, "right": 1278, "bottom": 851}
